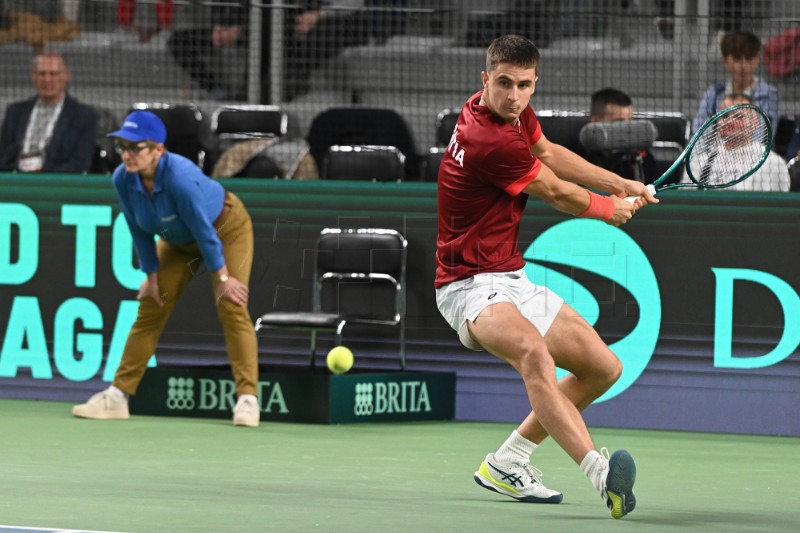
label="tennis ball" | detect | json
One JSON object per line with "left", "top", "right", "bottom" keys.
{"left": 327, "top": 346, "right": 354, "bottom": 374}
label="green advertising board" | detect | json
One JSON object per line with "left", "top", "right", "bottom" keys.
{"left": 129, "top": 365, "right": 456, "bottom": 424}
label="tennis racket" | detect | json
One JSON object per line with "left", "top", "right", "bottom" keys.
{"left": 625, "top": 104, "right": 772, "bottom": 201}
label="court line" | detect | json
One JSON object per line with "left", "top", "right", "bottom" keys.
{"left": 0, "top": 526, "right": 127, "bottom": 533}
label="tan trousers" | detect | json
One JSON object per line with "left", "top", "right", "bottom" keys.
{"left": 113, "top": 192, "right": 259, "bottom": 397}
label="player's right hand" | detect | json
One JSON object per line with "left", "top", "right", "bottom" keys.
{"left": 607, "top": 196, "right": 636, "bottom": 226}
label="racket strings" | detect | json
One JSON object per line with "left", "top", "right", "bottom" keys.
{"left": 687, "top": 107, "right": 771, "bottom": 188}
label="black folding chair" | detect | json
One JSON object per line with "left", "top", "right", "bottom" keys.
{"left": 255, "top": 228, "right": 408, "bottom": 370}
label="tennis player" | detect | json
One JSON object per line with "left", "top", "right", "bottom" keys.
{"left": 435, "top": 34, "right": 656, "bottom": 518}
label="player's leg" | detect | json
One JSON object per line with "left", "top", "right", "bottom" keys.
{"left": 463, "top": 288, "right": 636, "bottom": 517}
{"left": 213, "top": 193, "right": 260, "bottom": 427}
{"left": 437, "top": 275, "right": 563, "bottom": 502}
{"left": 517, "top": 304, "right": 637, "bottom": 518}
{"left": 517, "top": 303, "right": 622, "bottom": 444}
{"left": 468, "top": 302, "right": 594, "bottom": 503}
{"left": 468, "top": 302, "right": 598, "bottom": 464}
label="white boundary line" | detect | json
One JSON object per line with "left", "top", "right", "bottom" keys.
{"left": 0, "top": 527, "right": 127, "bottom": 533}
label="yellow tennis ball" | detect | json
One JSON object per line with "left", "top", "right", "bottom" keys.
{"left": 327, "top": 346, "right": 354, "bottom": 374}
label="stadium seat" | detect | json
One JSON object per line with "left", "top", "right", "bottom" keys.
{"left": 208, "top": 105, "right": 291, "bottom": 175}
{"left": 211, "top": 105, "right": 289, "bottom": 146}
{"left": 435, "top": 108, "right": 460, "bottom": 146}
{"left": 255, "top": 228, "right": 408, "bottom": 369}
{"left": 90, "top": 105, "right": 121, "bottom": 175}
{"left": 422, "top": 147, "right": 445, "bottom": 182}
{"left": 321, "top": 145, "right": 406, "bottom": 182}
{"left": 537, "top": 110, "right": 690, "bottom": 153}
{"left": 635, "top": 112, "right": 691, "bottom": 147}
{"left": 773, "top": 115, "right": 797, "bottom": 156}
{"left": 536, "top": 111, "right": 590, "bottom": 152}
{"left": 307, "top": 107, "right": 419, "bottom": 180}
{"left": 788, "top": 156, "right": 800, "bottom": 192}
{"left": 131, "top": 102, "right": 208, "bottom": 169}
{"left": 650, "top": 140, "right": 684, "bottom": 179}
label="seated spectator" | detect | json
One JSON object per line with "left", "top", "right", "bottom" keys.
{"left": 575, "top": 87, "right": 658, "bottom": 183}
{"left": 284, "top": 0, "right": 406, "bottom": 101}
{"left": 692, "top": 30, "right": 779, "bottom": 137}
{"left": 167, "top": 0, "right": 248, "bottom": 100}
{"left": 0, "top": 49, "right": 97, "bottom": 173}
{"left": 0, "top": 1, "right": 81, "bottom": 48}
{"left": 685, "top": 93, "right": 789, "bottom": 192}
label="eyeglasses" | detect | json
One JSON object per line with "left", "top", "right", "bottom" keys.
{"left": 114, "top": 141, "right": 151, "bottom": 154}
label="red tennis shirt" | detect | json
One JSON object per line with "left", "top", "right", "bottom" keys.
{"left": 435, "top": 90, "right": 543, "bottom": 288}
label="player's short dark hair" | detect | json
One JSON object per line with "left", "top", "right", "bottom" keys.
{"left": 590, "top": 87, "right": 633, "bottom": 118}
{"left": 720, "top": 31, "right": 761, "bottom": 59}
{"left": 486, "top": 34, "right": 540, "bottom": 73}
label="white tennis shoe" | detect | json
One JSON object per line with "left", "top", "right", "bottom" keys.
{"left": 474, "top": 453, "right": 563, "bottom": 503}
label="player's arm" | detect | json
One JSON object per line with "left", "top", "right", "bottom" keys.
{"left": 530, "top": 133, "right": 656, "bottom": 204}
{"left": 522, "top": 163, "right": 635, "bottom": 227}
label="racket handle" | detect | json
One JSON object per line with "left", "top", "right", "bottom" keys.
{"left": 624, "top": 184, "right": 657, "bottom": 203}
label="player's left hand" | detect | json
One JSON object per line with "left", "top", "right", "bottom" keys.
{"left": 618, "top": 180, "right": 658, "bottom": 209}
{"left": 215, "top": 276, "right": 249, "bottom": 307}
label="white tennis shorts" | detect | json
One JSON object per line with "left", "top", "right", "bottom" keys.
{"left": 435, "top": 269, "right": 564, "bottom": 351}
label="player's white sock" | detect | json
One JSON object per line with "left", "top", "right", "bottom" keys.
{"left": 580, "top": 450, "right": 607, "bottom": 492}
{"left": 494, "top": 430, "right": 537, "bottom": 464}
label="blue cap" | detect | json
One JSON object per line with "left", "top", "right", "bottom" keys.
{"left": 108, "top": 110, "right": 167, "bottom": 143}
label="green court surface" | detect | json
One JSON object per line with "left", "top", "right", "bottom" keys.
{"left": 1, "top": 399, "right": 798, "bottom": 533}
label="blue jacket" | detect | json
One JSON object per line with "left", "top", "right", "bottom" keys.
{"left": 0, "top": 93, "right": 97, "bottom": 173}
{"left": 692, "top": 79, "right": 780, "bottom": 136}
{"left": 112, "top": 152, "right": 227, "bottom": 274}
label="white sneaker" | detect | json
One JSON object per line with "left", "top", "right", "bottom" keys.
{"left": 72, "top": 388, "right": 129, "bottom": 420}
{"left": 474, "top": 453, "right": 563, "bottom": 503}
{"left": 233, "top": 395, "right": 260, "bottom": 427}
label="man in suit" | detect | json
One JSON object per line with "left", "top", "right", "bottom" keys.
{"left": 0, "top": 49, "right": 97, "bottom": 173}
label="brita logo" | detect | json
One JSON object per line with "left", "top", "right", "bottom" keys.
{"left": 523, "top": 219, "right": 661, "bottom": 402}
{"left": 353, "top": 381, "right": 432, "bottom": 416}
{"left": 166, "top": 376, "right": 196, "bottom": 410}
{"left": 164, "top": 376, "right": 289, "bottom": 413}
